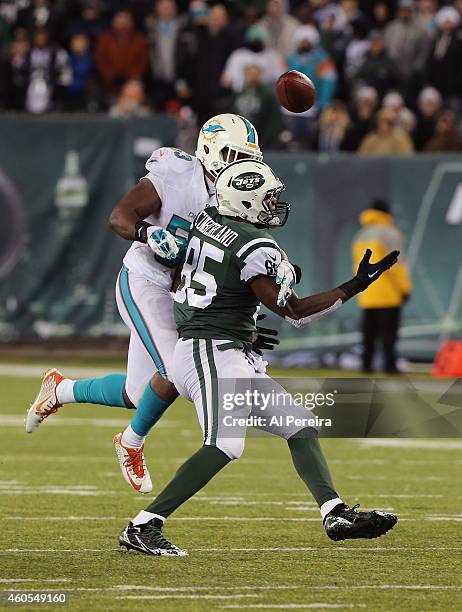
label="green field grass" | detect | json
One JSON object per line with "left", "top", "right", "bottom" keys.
{"left": 1, "top": 369, "right": 461, "bottom": 611}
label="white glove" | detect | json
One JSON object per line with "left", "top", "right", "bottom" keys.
{"left": 275, "top": 260, "right": 296, "bottom": 307}
{"left": 146, "top": 226, "right": 180, "bottom": 261}
{"left": 245, "top": 351, "right": 268, "bottom": 374}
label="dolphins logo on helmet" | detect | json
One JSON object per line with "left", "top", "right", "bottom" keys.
{"left": 196, "top": 114, "right": 263, "bottom": 179}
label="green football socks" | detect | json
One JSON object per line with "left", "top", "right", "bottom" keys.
{"left": 145, "top": 445, "right": 231, "bottom": 519}
{"left": 288, "top": 428, "right": 339, "bottom": 507}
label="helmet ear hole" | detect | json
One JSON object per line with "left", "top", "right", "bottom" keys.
{"left": 242, "top": 200, "right": 252, "bottom": 209}
{"left": 203, "top": 145, "right": 209, "bottom": 154}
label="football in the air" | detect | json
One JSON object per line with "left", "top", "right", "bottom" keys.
{"left": 276, "top": 70, "right": 316, "bottom": 113}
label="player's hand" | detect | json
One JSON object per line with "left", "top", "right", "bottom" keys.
{"left": 252, "top": 314, "right": 279, "bottom": 356}
{"left": 339, "top": 249, "right": 400, "bottom": 300}
{"left": 146, "top": 226, "right": 180, "bottom": 261}
{"left": 276, "top": 260, "right": 296, "bottom": 307}
{"left": 356, "top": 248, "right": 400, "bottom": 289}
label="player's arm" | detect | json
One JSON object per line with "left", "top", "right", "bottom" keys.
{"left": 251, "top": 248, "right": 400, "bottom": 327}
{"left": 108, "top": 178, "right": 161, "bottom": 241}
{"left": 251, "top": 278, "right": 344, "bottom": 325}
{"left": 108, "top": 148, "right": 180, "bottom": 261}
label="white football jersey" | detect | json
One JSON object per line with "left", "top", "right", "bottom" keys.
{"left": 123, "top": 147, "right": 216, "bottom": 288}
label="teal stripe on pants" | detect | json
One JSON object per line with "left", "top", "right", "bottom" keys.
{"left": 118, "top": 267, "right": 166, "bottom": 377}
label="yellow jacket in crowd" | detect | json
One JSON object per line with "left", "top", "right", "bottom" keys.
{"left": 352, "top": 208, "right": 412, "bottom": 309}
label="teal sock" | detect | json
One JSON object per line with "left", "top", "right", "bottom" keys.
{"left": 73, "top": 374, "right": 127, "bottom": 407}
{"left": 130, "top": 383, "right": 172, "bottom": 437}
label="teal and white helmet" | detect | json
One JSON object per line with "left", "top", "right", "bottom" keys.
{"left": 196, "top": 113, "right": 263, "bottom": 178}
{"left": 215, "top": 159, "right": 289, "bottom": 227}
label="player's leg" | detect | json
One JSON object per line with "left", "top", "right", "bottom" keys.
{"left": 119, "top": 340, "right": 250, "bottom": 555}
{"left": 113, "top": 269, "right": 180, "bottom": 492}
{"left": 381, "top": 306, "right": 400, "bottom": 373}
{"left": 25, "top": 269, "right": 152, "bottom": 433}
{"left": 362, "top": 308, "right": 377, "bottom": 373}
{"left": 252, "top": 372, "right": 397, "bottom": 541}
{"left": 250, "top": 373, "right": 341, "bottom": 509}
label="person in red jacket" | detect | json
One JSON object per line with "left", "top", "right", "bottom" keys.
{"left": 95, "top": 10, "right": 149, "bottom": 98}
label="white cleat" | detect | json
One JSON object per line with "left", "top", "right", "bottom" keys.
{"left": 25, "top": 368, "right": 64, "bottom": 433}
{"left": 113, "top": 432, "right": 152, "bottom": 494}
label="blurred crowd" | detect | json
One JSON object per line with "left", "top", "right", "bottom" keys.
{"left": 1, "top": 0, "right": 462, "bottom": 153}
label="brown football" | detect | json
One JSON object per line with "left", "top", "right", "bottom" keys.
{"left": 276, "top": 70, "right": 317, "bottom": 113}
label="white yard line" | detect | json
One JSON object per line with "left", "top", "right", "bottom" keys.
{"left": 0, "top": 579, "right": 71, "bottom": 583}
{"left": 115, "top": 595, "right": 261, "bottom": 600}
{"left": 359, "top": 439, "right": 462, "bottom": 450}
{"left": 0, "top": 364, "right": 122, "bottom": 379}
{"left": 1, "top": 546, "right": 460, "bottom": 554}
{"left": 0, "top": 415, "right": 177, "bottom": 428}
{"left": 221, "top": 606, "right": 364, "bottom": 610}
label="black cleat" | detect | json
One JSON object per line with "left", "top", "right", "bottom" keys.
{"left": 119, "top": 519, "right": 188, "bottom": 556}
{"left": 324, "top": 504, "right": 398, "bottom": 541}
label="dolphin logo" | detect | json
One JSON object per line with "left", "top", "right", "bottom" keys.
{"left": 202, "top": 124, "right": 226, "bottom": 135}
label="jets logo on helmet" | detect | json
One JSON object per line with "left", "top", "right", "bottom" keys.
{"left": 196, "top": 113, "right": 263, "bottom": 179}
{"left": 215, "top": 159, "right": 290, "bottom": 227}
{"left": 232, "top": 172, "right": 265, "bottom": 191}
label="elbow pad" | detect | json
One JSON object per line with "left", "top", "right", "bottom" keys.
{"left": 285, "top": 298, "right": 342, "bottom": 328}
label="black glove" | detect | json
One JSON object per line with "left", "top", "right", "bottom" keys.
{"left": 252, "top": 313, "right": 279, "bottom": 356}
{"left": 339, "top": 248, "right": 400, "bottom": 300}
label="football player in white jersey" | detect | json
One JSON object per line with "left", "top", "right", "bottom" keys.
{"left": 26, "top": 114, "right": 297, "bottom": 494}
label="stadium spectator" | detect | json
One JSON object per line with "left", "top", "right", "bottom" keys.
{"left": 372, "top": 1, "right": 390, "bottom": 30}
{"left": 354, "top": 30, "right": 399, "bottom": 100}
{"left": 0, "top": 13, "right": 12, "bottom": 50}
{"left": 233, "top": 63, "right": 282, "bottom": 147}
{"left": 339, "top": 0, "right": 364, "bottom": 26}
{"left": 384, "top": 0, "right": 430, "bottom": 94}
{"left": 342, "top": 85, "right": 378, "bottom": 151}
{"left": 287, "top": 25, "right": 337, "bottom": 110}
{"left": 109, "top": 79, "right": 149, "bottom": 117}
{"left": 176, "top": 3, "right": 238, "bottom": 125}
{"left": 66, "top": 33, "right": 94, "bottom": 111}
{"left": 256, "top": 0, "right": 300, "bottom": 56}
{"left": 4, "top": 36, "right": 30, "bottom": 109}
{"left": 65, "top": 1, "right": 107, "bottom": 48}
{"left": 424, "top": 109, "right": 462, "bottom": 152}
{"left": 17, "top": 0, "right": 55, "bottom": 33}
{"left": 316, "top": 99, "right": 350, "bottom": 152}
{"left": 381, "top": 90, "right": 416, "bottom": 135}
{"left": 425, "top": 7, "right": 462, "bottom": 112}
{"left": 221, "top": 26, "right": 284, "bottom": 94}
{"left": 343, "top": 17, "right": 370, "bottom": 83}
{"left": 359, "top": 108, "right": 414, "bottom": 155}
{"left": 414, "top": 85, "right": 442, "bottom": 150}
{"left": 382, "top": 90, "right": 405, "bottom": 115}
{"left": 94, "top": 10, "right": 149, "bottom": 98}
{"left": 352, "top": 198, "right": 412, "bottom": 373}
{"left": 24, "top": 27, "right": 71, "bottom": 113}
{"left": 316, "top": 5, "right": 350, "bottom": 74}
{"left": 416, "top": 0, "right": 438, "bottom": 36}
{"left": 145, "top": 0, "right": 183, "bottom": 110}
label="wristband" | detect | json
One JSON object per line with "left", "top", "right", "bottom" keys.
{"left": 338, "top": 276, "right": 366, "bottom": 300}
{"left": 293, "top": 264, "right": 302, "bottom": 285}
{"left": 135, "top": 220, "right": 153, "bottom": 243}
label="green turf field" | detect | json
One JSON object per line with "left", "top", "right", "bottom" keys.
{"left": 1, "top": 369, "right": 461, "bottom": 611}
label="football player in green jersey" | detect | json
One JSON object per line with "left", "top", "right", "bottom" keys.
{"left": 119, "top": 159, "right": 399, "bottom": 556}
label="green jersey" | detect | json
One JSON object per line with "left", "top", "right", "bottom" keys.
{"left": 174, "top": 207, "right": 282, "bottom": 346}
